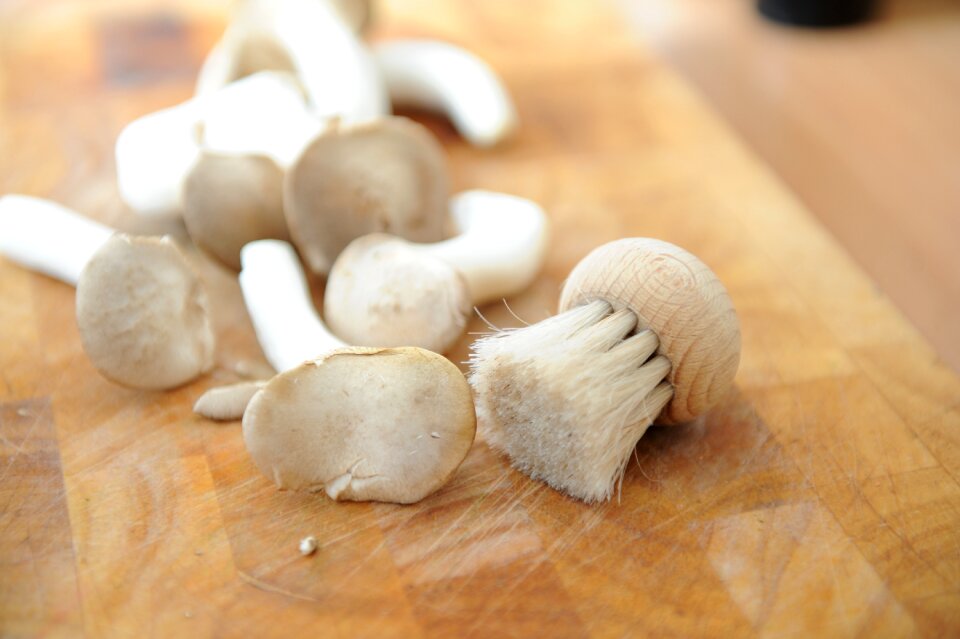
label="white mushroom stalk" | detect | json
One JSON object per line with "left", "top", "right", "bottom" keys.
{"left": 239, "top": 239, "right": 346, "bottom": 373}
{"left": 0, "top": 195, "right": 215, "bottom": 390}
{"left": 423, "top": 190, "right": 548, "bottom": 304}
{"left": 374, "top": 39, "right": 518, "bottom": 147}
{"left": 116, "top": 71, "right": 324, "bottom": 216}
{"left": 0, "top": 195, "right": 113, "bottom": 286}
{"left": 196, "top": 0, "right": 388, "bottom": 122}
{"left": 323, "top": 190, "right": 548, "bottom": 353}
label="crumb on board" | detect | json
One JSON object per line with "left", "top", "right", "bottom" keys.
{"left": 299, "top": 535, "right": 318, "bottom": 556}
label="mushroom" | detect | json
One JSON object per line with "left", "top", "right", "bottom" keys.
{"left": 0, "top": 195, "right": 215, "bottom": 390}
{"left": 283, "top": 116, "right": 450, "bottom": 275}
{"left": 222, "top": 239, "right": 476, "bottom": 504}
{"left": 468, "top": 238, "right": 741, "bottom": 503}
{"left": 195, "top": 0, "right": 387, "bottom": 122}
{"left": 181, "top": 152, "right": 289, "bottom": 270}
{"left": 116, "top": 71, "right": 320, "bottom": 217}
{"left": 324, "top": 190, "right": 548, "bottom": 353}
{"left": 374, "top": 39, "right": 518, "bottom": 147}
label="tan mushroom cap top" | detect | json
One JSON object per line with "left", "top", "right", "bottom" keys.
{"left": 243, "top": 347, "right": 476, "bottom": 504}
{"left": 75, "top": 234, "right": 215, "bottom": 390}
{"left": 284, "top": 116, "right": 449, "bottom": 275}
{"left": 558, "top": 238, "right": 740, "bottom": 424}
{"left": 182, "top": 152, "right": 289, "bottom": 270}
{"left": 324, "top": 234, "right": 471, "bottom": 353}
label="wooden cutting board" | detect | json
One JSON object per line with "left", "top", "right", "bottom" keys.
{"left": 1, "top": 0, "right": 958, "bottom": 636}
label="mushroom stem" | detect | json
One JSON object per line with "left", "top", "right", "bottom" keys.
{"left": 239, "top": 239, "right": 346, "bottom": 372}
{"left": 116, "top": 71, "right": 321, "bottom": 216}
{"left": 418, "top": 190, "right": 548, "bottom": 305}
{"left": 0, "top": 195, "right": 113, "bottom": 286}
{"left": 197, "top": 0, "right": 388, "bottom": 122}
{"left": 374, "top": 39, "right": 517, "bottom": 147}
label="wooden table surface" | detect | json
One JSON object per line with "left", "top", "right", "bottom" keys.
{"left": 2, "top": 0, "right": 959, "bottom": 637}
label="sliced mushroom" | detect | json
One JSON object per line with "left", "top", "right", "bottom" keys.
{"left": 324, "top": 190, "right": 548, "bottom": 353}
{"left": 284, "top": 116, "right": 450, "bottom": 275}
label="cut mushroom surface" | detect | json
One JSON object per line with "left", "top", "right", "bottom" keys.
{"left": 243, "top": 346, "right": 477, "bottom": 504}
{"left": 284, "top": 117, "right": 449, "bottom": 275}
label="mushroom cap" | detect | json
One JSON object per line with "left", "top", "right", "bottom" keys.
{"left": 558, "top": 238, "right": 740, "bottom": 424}
{"left": 284, "top": 117, "right": 449, "bottom": 275}
{"left": 75, "top": 234, "right": 216, "bottom": 390}
{"left": 243, "top": 346, "right": 476, "bottom": 504}
{"left": 324, "top": 234, "right": 471, "bottom": 353}
{"left": 182, "top": 152, "right": 289, "bottom": 270}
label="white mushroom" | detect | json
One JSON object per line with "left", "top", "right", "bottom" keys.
{"left": 196, "top": 0, "right": 387, "bottom": 122}
{"left": 0, "top": 195, "right": 215, "bottom": 389}
{"left": 283, "top": 116, "right": 450, "bottom": 275}
{"left": 374, "top": 39, "right": 518, "bottom": 147}
{"left": 230, "top": 239, "right": 476, "bottom": 504}
{"left": 116, "top": 71, "right": 322, "bottom": 217}
{"left": 468, "top": 238, "right": 741, "bottom": 503}
{"left": 181, "top": 152, "right": 290, "bottom": 270}
{"left": 324, "top": 190, "right": 548, "bottom": 353}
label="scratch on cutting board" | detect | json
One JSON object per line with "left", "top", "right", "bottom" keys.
{"left": 237, "top": 569, "right": 320, "bottom": 602}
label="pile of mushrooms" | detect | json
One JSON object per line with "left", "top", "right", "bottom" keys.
{"left": 0, "top": 0, "right": 740, "bottom": 511}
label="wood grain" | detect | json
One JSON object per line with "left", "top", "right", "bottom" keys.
{"left": 621, "top": 0, "right": 960, "bottom": 372}
{"left": 1, "top": 0, "right": 959, "bottom": 636}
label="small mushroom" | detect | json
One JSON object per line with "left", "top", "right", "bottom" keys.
{"left": 468, "top": 238, "right": 741, "bottom": 503}
{"left": 181, "top": 153, "right": 289, "bottom": 270}
{"left": 116, "top": 71, "right": 322, "bottom": 217}
{"left": 0, "top": 195, "right": 215, "bottom": 390}
{"left": 195, "top": 0, "right": 387, "bottom": 121}
{"left": 374, "top": 39, "right": 518, "bottom": 147}
{"left": 231, "top": 239, "right": 476, "bottom": 504}
{"left": 324, "top": 190, "right": 548, "bottom": 353}
{"left": 283, "top": 116, "right": 450, "bottom": 275}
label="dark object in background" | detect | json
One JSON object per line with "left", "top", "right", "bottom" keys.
{"left": 758, "top": 0, "right": 876, "bottom": 27}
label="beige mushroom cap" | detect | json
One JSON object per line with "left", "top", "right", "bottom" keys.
{"left": 558, "top": 238, "right": 740, "bottom": 424}
{"left": 284, "top": 117, "right": 449, "bottom": 275}
{"left": 324, "top": 234, "right": 471, "bottom": 353}
{"left": 243, "top": 347, "right": 476, "bottom": 504}
{"left": 76, "top": 234, "right": 216, "bottom": 390}
{"left": 182, "top": 152, "right": 289, "bottom": 270}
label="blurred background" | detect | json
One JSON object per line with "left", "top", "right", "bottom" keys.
{"left": 624, "top": 0, "right": 960, "bottom": 371}
{"left": 1, "top": 0, "right": 958, "bottom": 370}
